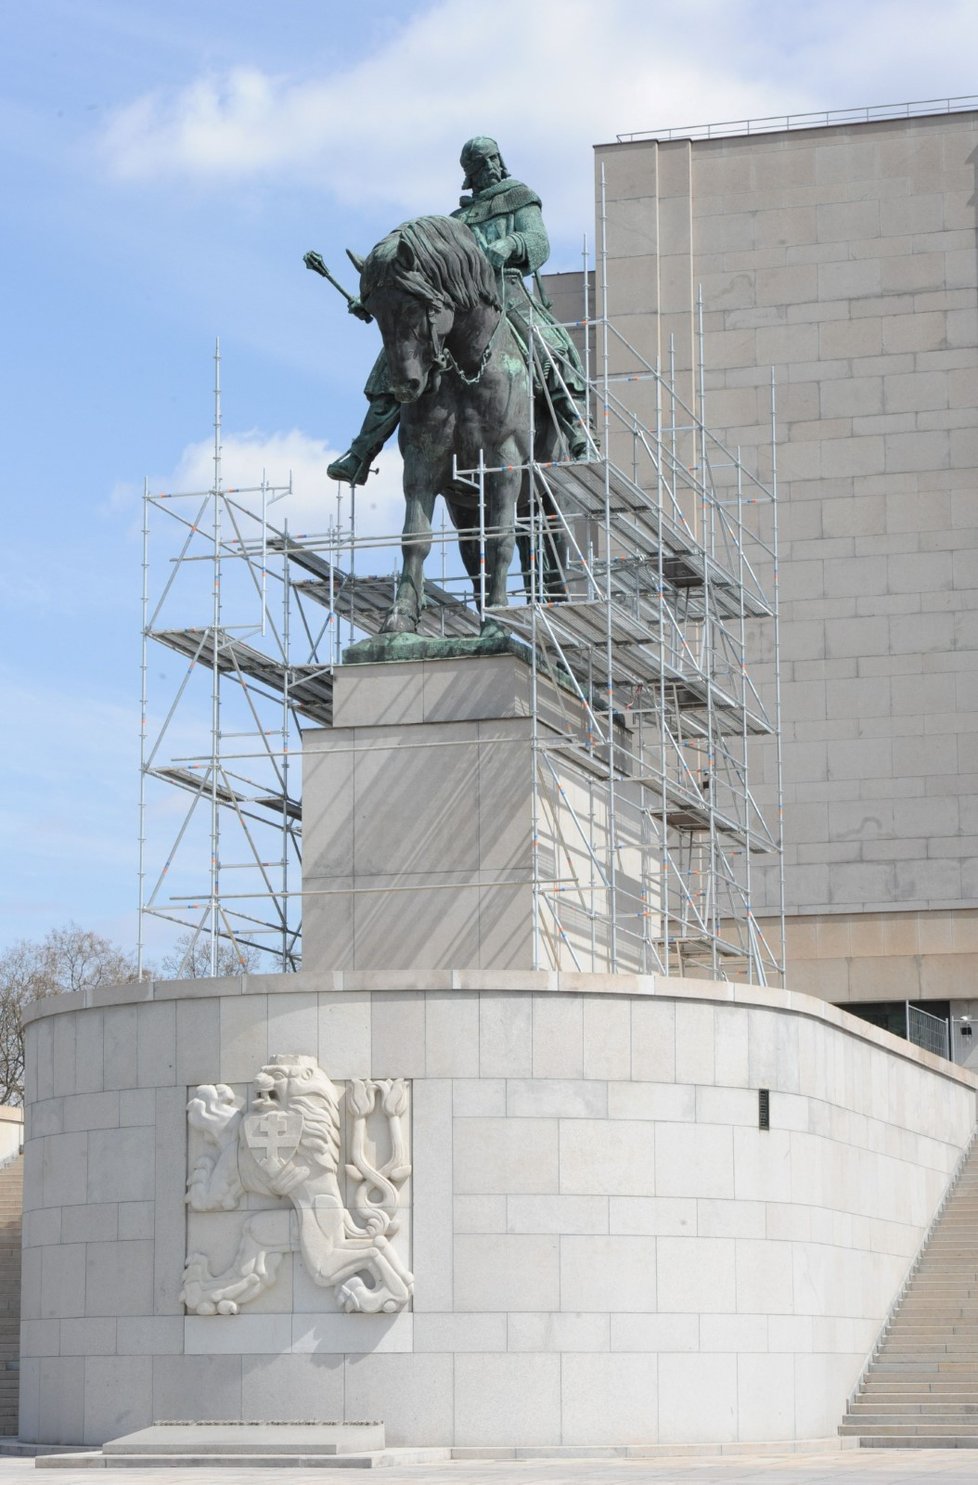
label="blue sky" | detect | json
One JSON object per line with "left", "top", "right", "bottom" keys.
{"left": 3, "top": 0, "right": 977, "bottom": 956}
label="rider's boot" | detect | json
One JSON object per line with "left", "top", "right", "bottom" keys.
{"left": 547, "top": 381, "right": 590, "bottom": 460}
{"left": 327, "top": 393, "right": 401, "bottom": 485}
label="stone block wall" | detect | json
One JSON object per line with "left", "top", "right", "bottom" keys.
{"left": 19, "top": 972, "right": 976, "bottom": 1447}
{"left": 593, "top": 111, "right": 978, "bottom": 999}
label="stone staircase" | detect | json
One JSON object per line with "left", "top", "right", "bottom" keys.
{"left": 841, "top": 1133, "right": 978, "bottom": 1447}
{"left": 0, "top": 1154, "right": 22, "bottom": 1437}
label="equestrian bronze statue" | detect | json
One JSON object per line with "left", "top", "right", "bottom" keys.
{"left": 305, "top": 137, "right": 589, "bottom": 633}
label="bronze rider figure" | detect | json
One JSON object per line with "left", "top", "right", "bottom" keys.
{"left": 320, "top": 136, "right": 589, "bottom": 487}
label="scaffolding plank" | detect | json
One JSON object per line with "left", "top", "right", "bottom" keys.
{"left": 541, "top": 740, "right": 773, "bottom": 852}
{"left": 150, "top": 627, "right": 334, "bottom": 725}
{"left": 490, "top": 600, "right": 772, "bottom": 734}
{"left": 151, "top": 766, "right": 301, "bottom": 824}
{"left": 294, "top": 570, "right": 482, "bottom": 640}
{"left": 542, "top": 459, "right": 772, "bottom": 619}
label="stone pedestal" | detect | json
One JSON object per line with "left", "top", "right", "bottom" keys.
{"left": 19, "top": 970, "right": 977, "bottom": 1448}
{"left": 18, "top": 653, "right": 978, "bottom": 1450}
{"left": 302, "top": 652, "right": 647, "bottom": 974}
{"left": 302, "top": 653, "right": 535, "bottom": 973}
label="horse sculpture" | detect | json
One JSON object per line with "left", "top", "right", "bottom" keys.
{"left": 358, "top": 214, "right": 570, "bottom": 634}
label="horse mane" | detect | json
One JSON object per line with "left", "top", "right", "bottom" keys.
{"left": 361, "top": 214, "right": 501, "bottom": 314}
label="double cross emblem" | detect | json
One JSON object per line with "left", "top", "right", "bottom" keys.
{"left": 243, "top": 1109, "right": 302, "bottom": 1177}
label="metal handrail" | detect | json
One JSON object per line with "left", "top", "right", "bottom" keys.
{"left": 616, "top": 94, "right": 978, "bottom": 144}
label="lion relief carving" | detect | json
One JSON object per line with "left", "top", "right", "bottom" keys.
{"left": 180, "top": 1053, "right": 414, "bottom": 1316}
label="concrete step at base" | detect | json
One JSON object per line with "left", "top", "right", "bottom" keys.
{"left": 887, "top": 1324, "right": 978, "bottom": 1333}
{"left": 895, "top": 1307, "right": 978, "bottom": 1316}
{"left": 844, "top": 1418, "right": 978, "bottom": 1431}
{"left": 885, "top": 1329, "right": 978, "bottom": 1339}
{"left": 839, "top": 1423, "right": 978, "bottom": 1437}
{"left": 849, "top": 1402, "right": 978, "bottom": 1416}
{"left": 855, "top": 1437, "right": 978, "bottom": 1449}
{"left": 862, "top": 1372, "right": 978, "bottom": 1383}
{"left": 860, "top": 1392, "right": 978, "bottom": 1402}
{"left": 901, "top": 1278, "right": 978, "bottom": 1286}
{"left": 913, "top": 1267, "right": 978, "bottom": 1275}
{"left": 881, "top": 1343, "right": 978, "bottom": 1352}
{"left": 872, "top": 1365, "right": 978, "bottom": 1375}
{"left": 861, "top": 1375, "right": 978, "bottom": 1385}
{"left": 866, "top": 1378, "right": 978, "bottom": 1389}
{"left": 901, "top": 1283, "right": 978, "bottom": 1291}
{"left": 880, "top": 1343, "right": 978, "bottom": 1353}
{"left": 903, "top": 1268, "right": 978, "bottom": 1274}
{"left": 894, "top": 1308, "right": 978, "bottom": 1319}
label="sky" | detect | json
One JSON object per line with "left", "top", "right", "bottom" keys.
{"left": 3, "top": 0, "right": 978, "bottom": 960}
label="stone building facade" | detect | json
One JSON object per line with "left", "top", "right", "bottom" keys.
{"left": 17, "top": 113, "right": 978, "bottom": 1452}
{"left": 590, "top": 108, "right": 978, "bottom": 1056}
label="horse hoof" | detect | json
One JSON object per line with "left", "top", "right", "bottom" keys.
{"left": 381, "top": 609, "right": 418, "bottom": 635}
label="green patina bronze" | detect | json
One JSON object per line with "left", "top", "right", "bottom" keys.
{"left": 306, "top": 137, "right": 587, "bottom": 488}
{"left": 342, "top": 623, "right": 525, "bottom": 666}
{"left": 304, "top": 138, "right": 588, "bottom": 650}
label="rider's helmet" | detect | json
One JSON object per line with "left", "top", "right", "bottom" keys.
{"left": 460, "top": 136, "right": 509, "bottom": 190}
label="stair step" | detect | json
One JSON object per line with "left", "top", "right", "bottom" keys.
{"left": 899, "top": 1300, "right": 978, "bottom": 1307}
{"left": 880, "top": 1351, "right": 978, "bottom": 1360}
{"left": 856, "top": 1439, "right": 978, "bottom": 1449}
{"left": 882, "top": 1342, "right": 978, "bottom": 1350}
{"left": 846, "top": 1140, "right": 978, "bottom": 1441}
{"left": 846, "top": 1417, "right": 978, "bottom": 1430}
{"left": 840, "top": 1422, "right": 978, "bottom": 1437}
{"left": 849, "top": 1402, "right": 978, "bottom": 1415}
{"left": 887, "top": 1325, "right": 978, "bottom": 1334}
{"left": 882, "top": 1337, "right": 978, "bottom": 1346}
{"left": 874, "top": 1363, "right": 978, "bottom": 1374}
{"left": 861, "top": 1390, "right": 978, "bottom": 1399}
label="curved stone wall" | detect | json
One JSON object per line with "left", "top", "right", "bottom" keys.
{"left": 19, "top": 971, "right": 977, "bottom": 1448}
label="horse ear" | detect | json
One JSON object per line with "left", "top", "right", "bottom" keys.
{"left": 395, "top": 236, "right": 415, "bottom": 271}
{"left": 346, "top": 248, "right": 365, "bottom": 273}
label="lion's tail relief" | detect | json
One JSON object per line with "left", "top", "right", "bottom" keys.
{"left": 349, "top": 1205, "right": 394, "bottom": 1240}
{"left": 344, "top": 1165, "right": 399, "bottom": 1235}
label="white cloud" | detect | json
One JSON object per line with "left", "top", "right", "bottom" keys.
{"left": 165, "top": 426, "right": 407, "bottom": 545}
{"left": 97, "top": 0, "right": 978, "bottom": 246}
{"left": 96, "top": 0, "right": 802, "bottom": 237}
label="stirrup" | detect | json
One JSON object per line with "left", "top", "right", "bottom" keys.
{"left": 560, "top": 420, "right": 589, "bottom": 460}
{"left": 327, "top": 451, "right": 371, "bottom": 486}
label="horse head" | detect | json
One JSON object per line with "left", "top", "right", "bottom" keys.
{"left": 360, "top": 215, "right": 501, "bottom": 403}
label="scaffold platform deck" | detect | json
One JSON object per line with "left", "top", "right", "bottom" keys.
{"left": 294, "top": 569, "right": 482, "bottom": 640}
{"left": 151, "top": 627, "right": 334, "bottom": 725}
{"left": 139, "top": 286, "right": 783, "bottom": 985}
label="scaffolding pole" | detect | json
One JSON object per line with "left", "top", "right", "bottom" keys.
{"left": 137, "top": 248, "right": 783, "bottom": 983}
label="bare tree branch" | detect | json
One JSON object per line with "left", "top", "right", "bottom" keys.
{"left": 0, "top": 924, "right": 147, "bottom": 1106}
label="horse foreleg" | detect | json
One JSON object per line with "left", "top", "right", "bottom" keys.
{"left": 540, "top": 490, "right": 568, "bottom": 599}
{"left": 382, "top": 468, "right": 437, "bottom": 634}
{"left": 529, "top": 424, "right": 569, "bottom": 599}
{"left": 443, "top": 496, "right": 483, "bottom": 610}
{"left": 484, "top": 471, "right": 520, "bottom": 611}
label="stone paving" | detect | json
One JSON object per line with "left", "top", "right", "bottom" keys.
{"left": 5, "top": 1451, "right": 978, "bottom": 1484}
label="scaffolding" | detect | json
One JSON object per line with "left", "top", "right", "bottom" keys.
{"left": 138, "top": 226, "right": 784, "bottom": 985}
